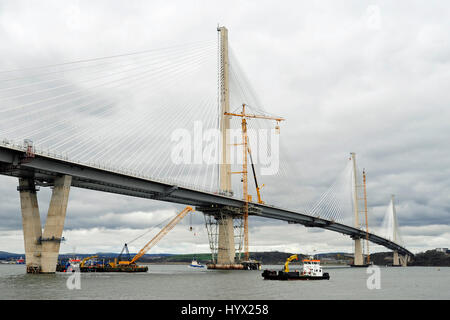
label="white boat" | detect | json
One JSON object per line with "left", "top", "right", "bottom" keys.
{"left": 66, "top": 257, "right": 81, "bottom": 272}
{"left": 262, "top": 254, "right": 330, "bottom": 280}
{"left": 188, "top": 259, "right": 205, "bottom": 268}
{"left": 300, "top": 258, "right": 326, "bottom": 278}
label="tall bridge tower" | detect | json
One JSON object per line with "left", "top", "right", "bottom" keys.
{"left": 392, "top": 195, "right": 400, "bottom": 266}
{"left": 384, "top": 195, "right": 409, "bottom": 266}
{"left": 351, "top": 152, "right": 364, "bottom": 266}
{"left": 217, "top": 26, "right": 236, "bottom": 265}
{"left": 200, "top": 26, "right": 239, "bottom": 267}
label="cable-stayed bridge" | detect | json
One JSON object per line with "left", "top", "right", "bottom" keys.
{"left": 0, "top": 27, "right": 412, "bottom": 273}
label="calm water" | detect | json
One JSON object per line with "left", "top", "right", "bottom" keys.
{"left": 0, "top": 264, "right": 448, "bottom": 300}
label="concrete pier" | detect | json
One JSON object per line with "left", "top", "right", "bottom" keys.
{"left": 399, "top": 254, "right": 409, "bottom": 267}
{"left": 217, "top": 215, "right": 235, "bottom": 265}
{"left": 199, "top": 204, "right": 245, "bottom": 268}
{"left": 18, "top": 175, "right": 72, "bottom": 273}
{"left": 393, "top": 250, "right": 400, "bottom": 266}
{"left": 18, "top": 178, "right": 42, "bottom": 273}
{"left": 40, "top": 175, "right": 72, "bottom": 273}
{"left": 353, "top": 238, "right": 364, "bottom": 265}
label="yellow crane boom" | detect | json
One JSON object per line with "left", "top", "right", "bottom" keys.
{"left": 223, "top": 111, "right": 284, "bottom": 122}
{"left": 80, "top": 255, "right": 98, "bottom": 267}
{"left": 117, "top": 206, "right": 194, "bottom": 266}
{"left": 284, "top": 254, "right": 298, "bottom": 272}
{"left": 248, "top": 146, "right": 264, "bottom": 204}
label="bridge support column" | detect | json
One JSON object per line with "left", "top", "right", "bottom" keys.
{"left": 18, "top": 178, "right": 42, "bottom": 273}
{"left": 18, "top": 175, "right": 72, "bottom": 274}
{"left": 399, "top": 254, "right": 409, "bottom": 267}
{"left": 40, "top": 175, "right": 72, "bottom": 273}
{"left": 199, "top": 205, "right": 244, "bottom": 268}
{"left": 393, "top": 250, "right": 400, "bottom": 266}
{"left": 217, "top": 215, "right": 235, "bottom": 265}
{"left": 354, "top": 238, "right": 364, "bottom": 265}
{"left": 394, "top": 252, "right": 409, "bottom": 267}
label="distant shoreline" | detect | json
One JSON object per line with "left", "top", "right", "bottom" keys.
{"left": 1, "top": 249, "right": 449, "bottom": 267}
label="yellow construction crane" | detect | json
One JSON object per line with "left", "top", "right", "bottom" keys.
{"left": 80, "top": 255, "right": 98, "bottom": 267}
{"left": 248, "top": 145, "right": 264, "bottom": 205}
{"left": 110, "top": 206, "right": 194, "bottom": 268}
{"left": 225, "top": 103, "right": 285, "bottom": 261}
{"left": 284, "top": 254, "right": 298, "bottom": 272}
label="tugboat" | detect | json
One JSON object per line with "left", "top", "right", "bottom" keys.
{"left": 262, "top": 254, "right": 330, "bottom": 280}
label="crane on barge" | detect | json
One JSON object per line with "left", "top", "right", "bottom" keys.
{"left": 110, "top": 206, "right": 194, "bottom": 269}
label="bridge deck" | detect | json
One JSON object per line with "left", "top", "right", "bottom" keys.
{"left": 0, "top": 144, "right": 413, "bottom": 257}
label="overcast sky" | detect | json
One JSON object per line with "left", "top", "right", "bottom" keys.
{"left": 0, "top": 0, "right": 449, "bottom": 256}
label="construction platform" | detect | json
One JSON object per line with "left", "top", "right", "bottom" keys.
{"left": 207, "top": 261, "right": 261, "bottom": 270}
{"left": 349, "top": 264, "right": 372, "bottom": 268}
{"left": 56, "top": 264, "right": 148, "bottom": 273}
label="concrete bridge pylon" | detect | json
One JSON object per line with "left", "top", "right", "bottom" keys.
{"left": 216, "top": 25, "right": 237, "bottom": 266}
{"left": 18, "top": 175, "right": 72, "bottom": 273}
{"left": 350, "top": 153, "right": 364, "bottom": 266}
{"left": 390, "top": 194, "right": 409, "bottom": 267}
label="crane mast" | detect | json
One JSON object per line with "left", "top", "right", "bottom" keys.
{"left": 225, "top": 103, "right": 284, "bottom": 261}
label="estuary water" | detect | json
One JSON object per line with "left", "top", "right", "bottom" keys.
{"left": 0, "top": 264, "right": 448, "bottom": 300}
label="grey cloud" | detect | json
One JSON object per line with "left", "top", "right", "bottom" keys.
{"left": 0, "top": 1, "right": 449, "bottom": 253}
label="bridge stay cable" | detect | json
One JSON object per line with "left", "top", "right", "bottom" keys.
{"left": 0, "top": 29, "right": 413, "bottom": 273}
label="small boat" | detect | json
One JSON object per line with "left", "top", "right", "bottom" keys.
{"left": 262, "top": 254, "right": 330, "bottom": 280}
{"left": 188, "top": 259, "right": 205, "bottom": 268}
{"left": 16, "top": 257, "right": 25, "bottom": 264}
{"left": 65, "top": 257, "right": 81, "bottom": 272}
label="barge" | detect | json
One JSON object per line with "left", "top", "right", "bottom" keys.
{"left": 57, "top": 263, "right": 148, "bottom": 273}
{"left": 349, "top": 264, "right": 372, "bottom": 268}
{"left": 207, "top": 260, "right": 261, "bottom": 270}
{"left": 57, "top": 256, "right": 148, "bottom": 273}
